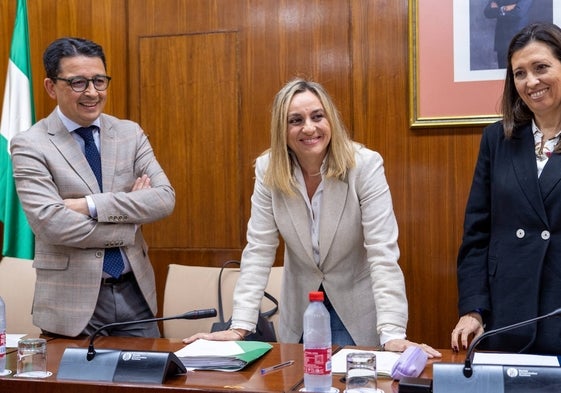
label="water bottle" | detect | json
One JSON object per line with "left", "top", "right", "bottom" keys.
{"left": 0, "top": 295, "right": 6, "bottom": 374}
{"left": 303, "top": 291, "right": 332, "bottom": 392}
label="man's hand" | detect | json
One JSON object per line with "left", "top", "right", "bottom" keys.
{"left": 63, "top": 198, "right": 89, "bottom": 215}
{"left": 132, "top": 174, "right": 151, "bottom": 191}
{"left": 63, "top": 175, "right": 151, "bottom": 216}
{"left": 504, "top": 4, "right": 517, "bottom": 12}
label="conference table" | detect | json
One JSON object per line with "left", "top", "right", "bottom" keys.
{"left": 0, "top": 335, "right": 462, "bottom": 392}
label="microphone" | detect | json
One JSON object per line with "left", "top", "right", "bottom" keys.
{"left": 463, "top": 306, "right": 561, "bottom": 378}
{"left": 87, "top": 308, "right": 217, "bottom": 361}
{"left": 58, "top": 308, "right": 217, "bottom": 383}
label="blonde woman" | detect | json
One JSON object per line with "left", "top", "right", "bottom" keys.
{"left": 185, "top": 79, "right": 440, "bottom": 357}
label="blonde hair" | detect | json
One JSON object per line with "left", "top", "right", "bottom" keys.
{"left": 262, "top": 78, "right": 355, "bottom": 195}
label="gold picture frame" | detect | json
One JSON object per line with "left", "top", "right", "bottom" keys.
{"left": 409, "top": 0, "right": 506, "bottom": 128}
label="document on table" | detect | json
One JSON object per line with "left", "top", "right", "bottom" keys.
{"left": 331, "top": 348, "right": 400, "bottom": 376}
{"left": 174, "top": 339, "right": 272, "bottom": 372}
{"left": 6, "top": 334, "right": 26, "bottom": 348}
{"left": 473, "top": 352, "right": 560, "bottom": 366}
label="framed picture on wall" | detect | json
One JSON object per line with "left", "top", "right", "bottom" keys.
{"left": 409, "top": 0, "right": 557, "bottom": 128}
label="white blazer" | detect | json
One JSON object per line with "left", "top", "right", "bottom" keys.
{"left": 232, "top": 143, "right": 408, "bottom": 345}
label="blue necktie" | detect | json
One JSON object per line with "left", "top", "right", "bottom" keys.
{"left": 75, "top": 126, "right": 124, "bottom": 278}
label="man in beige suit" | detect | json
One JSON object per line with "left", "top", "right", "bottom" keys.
{"left": 10, "top": 37, "right": 175, "bottom": 337}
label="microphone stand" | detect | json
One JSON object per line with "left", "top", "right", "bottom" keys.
{"left": 432, "top": 306, "right": 561, "bottom": 393}
{"left": 58, "top": 308, "right": 217, "bottom": 383}
{"left": 463, "top": 306, "right": 561, "bottom": 377}
{"left": 87, "top": 309, "right": 217, "bottom": 360}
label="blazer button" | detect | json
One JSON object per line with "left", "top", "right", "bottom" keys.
{"left": 95, "top": 250, "right": 103, "bottom": 258}
{"left": 516, "top": 229, "right": 525, "bottom": 238}
{"left": 541, "top": 230, "right": 551, "bottom": 240}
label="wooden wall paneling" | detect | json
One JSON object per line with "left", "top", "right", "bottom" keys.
{"left": 128, "top": 0, "right": 355, "bottom": 321}
{"left": 349, "top": 0, "right": 483, "bottom": 348}
{"left": 128, "top": 0, "right": 245, "bottom": 257}
{"left": 239, "top": 0, "right": 354, "bottom": 266}
{"left": 0, "top": 2, "right": 16, "bottom": 97}
{"left": 128, "top": 0, "right": 247, "bottom": 318}
{"left": 138, "top": 33, "right": 241, "bottom": 249}
{"left": 0, "top": 0, "right": 489, "bottom": 348}
{"left": 23, "top": 0, "right": 128, "bottom": 122}
{"left": 143, "top": 30, "right": 244, "bottom": 321}
{"left": 128, "top": 3, "right": 353, "bottom": 251}
{"left": 1, "top": 0, "right": 127, "bottom": 239}
{"left": 402, "top": 129, "right": 480, "bottom": 347}
{"left": 127, "top": 0, "right": 244, "bottom": 123}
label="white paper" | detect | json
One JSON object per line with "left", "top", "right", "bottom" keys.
{"left": 473, "top": 352, "right": 560, "bottom": 367}
{"left": 173, "top": 339, "right": 271, "bottom": 372}
{"left": 331, "top": 348, "right": 400, "bottom": 376}
{"left": 174, "top": 339, "right": 244, "bottom": 357}
{"left": 6, "top": 334, "right": 26, "bottom": 348}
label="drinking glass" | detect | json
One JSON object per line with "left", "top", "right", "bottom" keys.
{"left": 16, "top": 338, "right": 50, "bottom": 378}
{"left": 345, "top": 351, "right": 377, "bottom": 392}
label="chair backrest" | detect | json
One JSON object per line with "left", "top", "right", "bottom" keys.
{"left": 162, "top": 264, "right": 283, "bottom": 339}
{"left": 0, "top": 257, "right": 40, "bottom": 334}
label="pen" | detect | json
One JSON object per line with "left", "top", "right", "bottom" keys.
{"left": 260, "top": 360, "right": 295, "bottom": 375}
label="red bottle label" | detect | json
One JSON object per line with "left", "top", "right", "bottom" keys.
{"left": 304, "top": 347, "right": 332, "bottom": 375}
{"left": 0, "top": 331, "right": 5, "bottom": 357}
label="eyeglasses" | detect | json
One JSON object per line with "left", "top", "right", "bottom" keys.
{"left": 53, "top": 75, "right": 111, "bottom": 92}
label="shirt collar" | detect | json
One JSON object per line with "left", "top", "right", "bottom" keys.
{"left": 532, "top": 118, "right": 561, "bottom": 140}
{"left": 56, "top": 106, "right": 101, "bottom": 132}
{"left": 289, "top": 150, "right": 328, "bottom": 176}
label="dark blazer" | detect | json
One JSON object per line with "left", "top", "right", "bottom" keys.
{"left": 484, "top": 0, "right": 533, "bottom": 52}
{"left": 457, "top": 121, "right": 561, "bottom": 354}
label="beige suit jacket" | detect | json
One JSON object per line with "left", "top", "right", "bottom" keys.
{"left": 232, "top": 144, "right": 408, "bottom": 346}
{"left": 10, "top": 110, "right": 175, "bottom": 336}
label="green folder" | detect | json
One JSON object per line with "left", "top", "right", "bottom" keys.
{"left": 177, "top": 340, "right": 272, "bottom": 371}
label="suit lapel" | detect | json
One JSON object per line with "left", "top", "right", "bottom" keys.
{"left": 47, "top": 113, "right": 101, "bottom": 193}
{"left": 319, "top": 177, "right": 348, "bottom": 265}
{"left": 99, "top": 116, "right": 118, "bottom": 193}
{"left": 538, "top": 153, "right": 561, "bottom": 201}
{"left": 283, "top": 191, "right": 316, "bottom": 263}
{"left": 281, "top": 175, "right": 348, "bottom": 266}
{"left": 511, "top": 125, "right": 548, "bottom": 224}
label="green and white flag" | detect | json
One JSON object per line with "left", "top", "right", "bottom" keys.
{"left": 0, "top": 0, "right": 35, "bottom": 259}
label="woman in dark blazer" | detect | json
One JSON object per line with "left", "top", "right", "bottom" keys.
{"left": 451, "top": 22, "right": 561, "bottom": 354}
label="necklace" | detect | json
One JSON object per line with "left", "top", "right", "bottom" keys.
{"left": 534, "top": 126, "right": 561, "bottom": 161}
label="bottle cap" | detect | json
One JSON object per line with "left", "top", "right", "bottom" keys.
{"left": 309, "top": 291, "right": 324, "bottom": 302}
